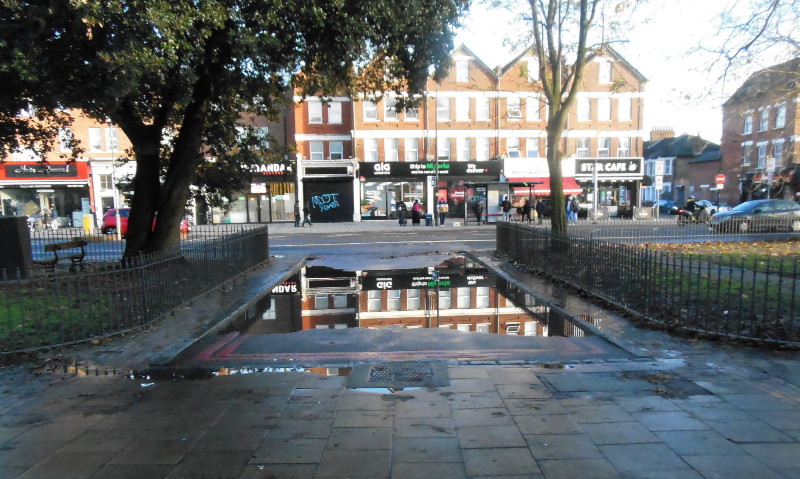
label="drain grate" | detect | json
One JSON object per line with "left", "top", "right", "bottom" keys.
{"left": 369, "top": 362, "right": 435, "bottom": 383}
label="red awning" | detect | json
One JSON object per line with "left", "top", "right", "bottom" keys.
{"left": 507, "top": 177, "right": 583, "bottom": 196}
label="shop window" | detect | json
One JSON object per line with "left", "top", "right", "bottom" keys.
{"left": 618, "top": 97, "right": 632, "bottom": 121}
{"left": 617, "top": 138, "right": 630, "bottom": 157}
{"left": 364, "top": 138, "right": 378, "bottom": 162}
{"left": 506, "top": 137, "right": 520, "bottom": 158}
{"left": 407, "top": 289, "right": 420, "bottom": 310}
{"left": 314, "top": 294, "right": 328, "bottom": 309}
{"left": 577, "top": 97, "right": 591, "bottom": 121}
{"left": 308, "top": 102, "right": 323, "bottom": 124}
{"left": 367, "top": 290, "right": 381, "bottom": 311}
{"left": 743, "top": 114, "right": 753, "bottom": 134}
{"left": 437, "top": 97, "right": 450, "bottom": 121}
{"left": 404, "top": 138, "right": 419, "bottom": 162}
{"left": 329, "top": 141, "right": 343, "bottom": 160}
{"left": 775, "top": 104, "right": 786, "bottom": 129}
{"left": 384, "top": 97, "right": 398, "bottom": 121}
{"left": 527, "top": 97, "right": 540, "bottom": 121}
{"left": 597, "top": 98, "right": 611, "bottom": 121}
{"left": 758, "top": 109, "right": 769, "bottom": 132}
{"left": 437, "top": 139, "right": 450, "bottom": 161}
{"left": 476, "top": 97, "right": 490, "bottom": 121}
{"left": 456, "top": 97, "right": 470, "bottom": 121}
{"left": 457, "top": 138, "right": 470, "bottom": 162}
{"left": 597, "top": 138, "right": 610, "bottom": 158}
{"left": 405, "top": 107, "right": 419, "bottom": 121}
{"left": 525, "top": 138, "right": 539, "bottom": 158}
{"left": 456, "top": 59, "right": 469, "bottom": 82}
{"left": 385, "top": 138, "right": 399, "bottom": 162}
{"left": 328, "top": 102, "right": 342, "bottom": 124}
{"left": 438, "top": 289, "right": 451, "bottom": 309}
{"left": 476, "top": 287, "right": 489, "bottom": 308}
{"left": 88, "top": 127, "right": 102, "bottom": 152}
{"left": 364, "top": 101, "right": 378, "bottom": 121}
{"left": 310, "top": 141, "right": 324, "bottom": 160}
{"left": 477, "top": 137, "right": 490, "bottom": 161}
{"left": 387, "top": 290, "right": 401, "bottom": 311}
{"left": 507, "top": 97, "right": 521, "bottom": 119}
{"left": 456, "top": 287, "right": 470, "bottom": 308}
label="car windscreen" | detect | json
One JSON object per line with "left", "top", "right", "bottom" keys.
{"left": 729, "top": 202, "right": 759, "bottom": 213}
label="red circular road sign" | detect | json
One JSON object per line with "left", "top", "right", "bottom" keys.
{"left": 715, "top": 174, "right": 725, "bottom": 185}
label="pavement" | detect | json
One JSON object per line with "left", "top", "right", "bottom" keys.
{"left": 2, "top": 222, "right": 800, "bottom": 479}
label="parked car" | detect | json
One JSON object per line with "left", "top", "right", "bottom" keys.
{"left": 695, "top": 200, "right": 722, "bottom": 216}
{"left": 655, "top": 199, "right": 677, "bottom": 216}
{"left": 709, "top": 199, "right": 800, "bottom": 233}
{"left": 101, "top": 208, "right": 130, "bottom": 234}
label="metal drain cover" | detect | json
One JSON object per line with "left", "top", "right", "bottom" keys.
{"left": 347, "top": 361, "right": 449, "bottom": 389}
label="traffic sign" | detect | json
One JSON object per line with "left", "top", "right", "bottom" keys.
{"left": 715, "top": 174, "right": 725, "bottom": 185}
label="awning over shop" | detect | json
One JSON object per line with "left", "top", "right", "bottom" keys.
{"left": 507, "top": 177, "right": 583, "bottom": 195}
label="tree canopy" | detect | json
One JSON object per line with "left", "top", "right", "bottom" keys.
{"left": 1, "top": 0, "right": 469, "bottom": 256}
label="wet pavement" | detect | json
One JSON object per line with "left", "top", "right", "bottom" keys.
{"left": 2, "top": 223, "right": 800, "bottom": 478}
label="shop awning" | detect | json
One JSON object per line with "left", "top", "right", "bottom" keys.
{"left": 507, "top": 177, "right": 583, "bottom": 195}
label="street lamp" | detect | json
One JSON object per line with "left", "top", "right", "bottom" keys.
{"left": 107, "top": 121, "right": 121, "bottom": 240}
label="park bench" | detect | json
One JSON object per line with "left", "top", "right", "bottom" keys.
{"left": 34, "top": 239, "right": 88, "bottom": 272}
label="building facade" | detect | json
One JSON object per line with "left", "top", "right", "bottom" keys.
{"left": 644, "top": 132, "right": 722, "bottom": 207}
{"left": 720, "top": 58, "right": 800, "bottom": 205}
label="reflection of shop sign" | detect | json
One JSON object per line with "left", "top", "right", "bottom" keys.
{"left": 360, "top": 161, "right": 500, "bottom": 178}
{"left": 573, "top": 158, "right": 643, "bottom": 179}
{"left": 362, "top": 270, "right": 491, "bottom": 289}
{"left": 271, "top": 281, "right": 298, "bottom": 294}
{"left": 6, "top": 163, "right": 78, "bottom": 178}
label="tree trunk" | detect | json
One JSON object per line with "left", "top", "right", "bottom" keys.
{"left": 546, "top": 122, "right": 567, "bottom": 236}
{"left": 121, "top": 126, "right": 162, "bottom": 258}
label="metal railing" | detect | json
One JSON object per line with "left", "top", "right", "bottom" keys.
{"left": 1, "top": 226, "right": 269, "bottom": 354}
{"left": 497, "top": 222, "right": 799, "bottom": 346}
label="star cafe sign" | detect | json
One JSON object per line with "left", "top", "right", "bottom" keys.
{"left": 573, "top": 158, "right": 643, "bottom": 180}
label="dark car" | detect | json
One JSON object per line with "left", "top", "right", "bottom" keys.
{"left": 709, "top": 199, "right": 800, "bottom": 233}
{"left": 656, "top": 199, "right": 677, "bottom": 216}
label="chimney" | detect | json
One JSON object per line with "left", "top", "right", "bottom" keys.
{"left": 650, "top": 126, "right": 675, "bottom": 142}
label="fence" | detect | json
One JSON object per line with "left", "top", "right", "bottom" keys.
{"left": 1, "top": 226, "right": 269, "bottom": 354}
{"left": 497, "top": 222, "right": 799, "bottom": 346}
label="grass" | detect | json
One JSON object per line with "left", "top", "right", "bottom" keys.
{"left": 643, "top": 239, "right": 800, "bottom": 276}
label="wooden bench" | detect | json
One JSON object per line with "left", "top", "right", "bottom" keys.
{"left": 34, "top": 240, "right": 88, "bottom": 272}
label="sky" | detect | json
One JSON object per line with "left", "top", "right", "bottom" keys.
{"left": 454, "top": 1, "right": 762, "bottom": 143}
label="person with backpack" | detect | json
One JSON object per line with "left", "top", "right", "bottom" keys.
{"left": 436, "top": 198, "right": 449, "bottom": 226}
{"left": 501, "top": 196, "right": 512, "bottom": 222}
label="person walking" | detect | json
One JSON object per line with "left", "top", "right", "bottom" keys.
{"left": 535, "top": 198, "right": 546, "bottom": 224}
{"left": 501, "top": 196, "right": 512, "bottom": 222}
{"left": 293, "top": 201, "right": 301, "bottom": 227}
{"left": 521, "top": 199, "right": 531, "bottom": 223}
{"left": 411, "top": 199, "right": 422, "bottom": 225}
{"left": 436, "top": 198, "right": 448, "bottom": 226}
{"left": 570, "top": 195, "right": 580, "bottom": 224}
{"left": 472, "top": 198, "right": 484, "bottom": 225}
{"left": 302, "top": 201, "right": 312, "bottom": 227}
{"left": 396, "top": 199, "right": 408, "bottom": 226}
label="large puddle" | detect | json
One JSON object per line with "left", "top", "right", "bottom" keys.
{"left": 224, "top": 254, "right": 590, "bottom": 338}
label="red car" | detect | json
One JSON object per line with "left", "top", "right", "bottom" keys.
{"left": 101, "top": 208, "right": 191, "bottom": 236}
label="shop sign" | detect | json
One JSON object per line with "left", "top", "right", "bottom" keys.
{"left": 4, "top": 163, "right": 78, "bottom": 178}
{"left": 573, "top": 158, "right": 643, "bottom": 180}
{"left": 360, "top": 161, "right": 500, "bottom": 179}
{"left": 247, "top": 162, "right": 293, "bottom": 178}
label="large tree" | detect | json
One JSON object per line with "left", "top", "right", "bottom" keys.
{"left": 1, "top": 0, "right": 468, "bottom": 256}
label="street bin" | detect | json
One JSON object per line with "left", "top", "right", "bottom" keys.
{"left": 424, "top": 214, "right": 433, "bottom": 226}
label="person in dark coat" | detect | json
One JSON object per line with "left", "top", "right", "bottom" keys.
{"left": 397, "top": 199, "right": 408, "bottom": 226}
{"left": 410, "top": 199, "right": 422, "bottom": 225}
{"left": 472, "top": 198, "right": 484, "bottom": 224}
{"left": 294, "top": 201, "right": 301, "bottom": 227}
{"left": 535, "top": 199, "right": 546, "bottom": 224}
{"left": 302, "top": 201, "right": 312, "bottom": 227}
{"left": 521, "top": 199, "right": 531, "bottom": 223}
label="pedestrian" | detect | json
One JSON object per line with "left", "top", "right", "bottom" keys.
{"left": 521, "top": 199, "right": 531, "bottom": 223}
{"left": 293, "top": 201, "right": 301, "bottom": 227}
{"left": 501, "top": 196, "right": 512, "bottom": 222}
{"left": 472, "top": 198, "right": 484, "bottom": 224}
{"left": 397, "top": 199, "right": 408, "bottom": 226}
{"left": 531, "top": 199, "right": 539, "bottom": 223}
{"left": 437, "top": 197, "right": 449, "bottom": 226}
{"left": 570, "top": 195, "right": 580, "bottom": 223}
{"left": 411, "top": 199, "right": 422, "bottom": 225}
{"left": 302, "top": 201, "right": 312, "bottom": 227}
{"left": 535, "top": 198, "right": 546, "bottom": 224}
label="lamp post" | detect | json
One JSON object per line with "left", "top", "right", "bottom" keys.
{"left": 107, "top": 122, "right": 121, "bottom": 240}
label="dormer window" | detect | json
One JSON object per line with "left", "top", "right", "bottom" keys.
{"left": 456, "top": 60, "right": 469, "bottom": 82}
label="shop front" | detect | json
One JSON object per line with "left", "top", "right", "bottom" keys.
{"left": 358, "top": 160, "right": 502, "bottom": 221}
{"left": 210, "top": 162, "right": 296, "bottom": 224}
{"left": 0, "top": 161, "right": 91, "bottom": 227}
{"left": 573, "top": 157, "right": 644, "bottom": 218}
{"left": 299, "top": 159, "right": 358, "bottom": 223}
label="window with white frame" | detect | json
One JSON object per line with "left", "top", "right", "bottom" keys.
{"left": 477, "top": 137, "right": 490, "bottom": 161}
{"left": 775, "top": 104, "right": 786, "bottom": 129}
{"left": 99, "top": 174, "right": 113, "bottom": 190}
{"left": 407, "top": 289, "right": 420, "bottom": 310}
{"left": 328, "top": 102, "right": 342, "bottom": 124}
{"left": 773, "top": 140, "right": 784, "bottom": 166}
{"left": 456, "top": 287, "right": 470, "bottom": 308}
{"left": 308, "top": 102, "right": 323, "bottom": 124}
{"left": 405, "top": 107, "right": 418, "bottom": 121}
{"left": 363, "top": 101, "right": 378, "bottom": 121}
{"left": 597, "top": 97, "right": 611, "bottom": 121}
{"left": 742, "top": 143, "right": 753, "bottom": 165}
{"left": 476, "top": 287, "right": 489, "bottom": 308}
{"left": 314, "top": 294, "right": 328, "bottom": 309}
{"left": 457, "top": 138, "right": 471, "bottom": 161}
{"left": 527, "top": 97, "right": 540, "bottom": 121}
{"left": 476, "top": 97, "right": 490, "bottom": 121}
{"left": 438, "top": 289, "right": 451, "bottom": 309}
{"left": 663, "top": 158, "right": 673, "bottom": 175}
{"left": 456, "top": 60, "right": 469, "bottom": 82}
{"left": 333, "top": 294, "right": 347, "bottom": 308}
{"left": 757, "top": 143, "right": 767, "bottom": 168}
{"left": 88, "top": 127, "right": 102, "bottom": 152}
{"left": 387, "top": 290, "right": 401, "bottom": 311}
{"left": 576, "top": 138, "right": 590, "bottom": 157}
{"left": 577, "top": 97, "right": 591, "bottom": 121}
{"left": 456, "top": 97, "right": 470, "bottom": 121}
{"left": 597, "top": 138, "right": 610, "bottom": 158}
{"left": 58, "top": 128, "right": 73, "bottom": 152}
{"left": 507, "top": 97, "right": 522, "bottom": 119}
{"left": 384, "top": 138, "right": 399, "bottom": 162}
{"left": 617, "top": 138, "right": 630, "bottom": 157}
{"left": 743, "top": 114, "right": 753, "bottom": 134}
{"left": 526, "top": 138, "right": 539, "bottom": 158}
{"left": 253, "top": 127, "right": 269, "bottom": 150}
{"left": 384, "top": 97, "right": 398, "bottom": 121}
{"left": 599, "top": 60, "right": 612, "bottom": 83}
{"left": 404, "top": 138, "right": 418, "bottom": 161}
{"left": 758, "top": 109, "right": 769, "bottom": 132}
{"left": 329, "top": 141, "right": 343, "bottom": 160}
{"left": 364, "top": 138, "right": 378, "bottom": 162}
{"left": 310, "top": 141, "right": 324, "bottom": 160}
{"left": 437, "top": 97, "right": 450, "bottom": 121}
{"left": 367, "top": 290, "right": 381, "bottom": 311}
{"left": 437, "top": 138, "right": 451, "bottom": 161}
{"left": 617, "top": 97, "right": 632, "bottom": 121}
{"left": 506, "top": 137, "right": 520, "bottom": 157}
